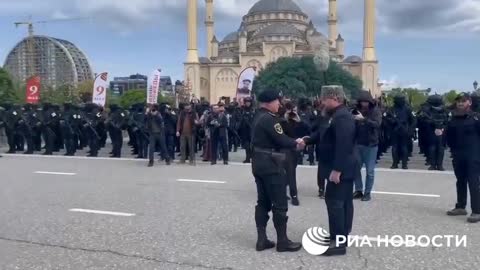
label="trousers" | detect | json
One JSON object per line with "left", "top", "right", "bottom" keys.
{"left": 325, "top": 179, "right": 354, "bottom": 241}
{"left": 285, "top": 149, "right": 298, "bottom": 197}
{"left": 254, "top": 171, "right": 288, "bottom": 229}
{"left": 149, "top": 132, "right": 169, "bottom": 162}
{"left": 453, "top": 159, "right": 480, "bottom": 214}
{"left": 211, "top": 134, "right": 228, "bottom": 162}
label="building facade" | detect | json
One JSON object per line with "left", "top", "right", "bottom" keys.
{"left": 3, "top": 35, "right": 93, "bottom": 89}
{"left": 185, "top": 0, "right": 380, "bottom": 103}
{"left": 110, "top": 74, "right": 148, "bottom": 95}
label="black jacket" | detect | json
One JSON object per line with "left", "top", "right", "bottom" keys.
{"left": 145, "top": 113, "right": 165, "bottom": 134}
{"left": 355, "top": 107, "right": 382, "bottom": 147}
{"left": 307, "top": 105, "right": 359, "bottom": 180}
{"left": 446, "top": 110, "right": 480, "bottom": 162}
{"left": 209, "top": 112, "right": 228, "bottom": 138}
{"left": 355, "top": 90, "right": 382, "bottom": 146}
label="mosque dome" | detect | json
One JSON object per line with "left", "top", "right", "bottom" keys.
{"left": 343, "top": 55, "right": 363, "bottom": 63}
{"left": 221, "top": 32, "right": 239, "bottom": 43}
{"left": 254, "top": 23, "right": 303, "bottom": 38}
{"left": 248, "top": 0, "right": 304, "bottom": 15}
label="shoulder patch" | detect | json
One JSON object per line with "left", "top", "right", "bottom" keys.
{"left": 274, "top": 123, "right": 283, "bottom": 134}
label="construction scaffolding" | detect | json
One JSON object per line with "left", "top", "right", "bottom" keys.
{"left": 3, "top": 35, "right": 93, "bottom": 89}
{"left": 4, "top": 18, "right": 93, "bottom": 89}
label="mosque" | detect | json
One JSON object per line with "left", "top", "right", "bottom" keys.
{"left": 184, "top": 0, "right": 380, "bottom": 103}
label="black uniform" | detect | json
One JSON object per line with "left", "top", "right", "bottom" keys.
{"left": 107, "top": 105, "right": 127, "bottom": 158}
{"left": 446, "top": 104, "right": 480, "bottom": 221}
{"left": 239, "top": 102, "right": 255, "bottom": 163}
{"left": 306, "top": 104, "right": 358, "bottom": 247}
{"left": 61, "top": 103, "right": 76, "bottom": 156}
{"left": 251, "top": 91, "right": 301, "bottom": 252}
{"left": 4, "top": 105, "right": 22, "bottom": 153}
{"left": 385, "top": 96, "right": 415, "bottom": 169}
{"left": 420, "top": 95, "right": 448, "bottom": 170}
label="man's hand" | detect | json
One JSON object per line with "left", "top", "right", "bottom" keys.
{"left": 435, "top": 129, "right": 443, "bottom": 136}
{"left": 295, "top": 138, "right": 306, "bottom": 151}
{"left": 176, "top": 131, "right": 180, "bottom": 137}
{"left": 354, "top": 113, "right": 364, "bottom": 120}
{"left": 329, "top": 170, "right": 342, "bottom": 184}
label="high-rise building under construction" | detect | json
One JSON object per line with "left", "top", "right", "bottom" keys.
{"left": 3, "top": 35, "right": 94, "bottom": 88}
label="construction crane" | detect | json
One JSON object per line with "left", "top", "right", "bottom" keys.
{"left": 14, "top": 17, "right": 89, "bottom": 78}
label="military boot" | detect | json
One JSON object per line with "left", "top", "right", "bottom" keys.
{"left": 255, "top": 227, "right": 275, "bottom": 251}
{"left": 275, "top": 218, "right": 302, "bottom": 252}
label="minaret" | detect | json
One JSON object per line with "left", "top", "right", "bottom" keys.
{"left": 336, "top": 34, "right": 344, "bottom": 60}
{"left": 211, "top": 36, "right": 219, "bottom": 58}
{"left": 361, "top": 0, "right": 380, "bottom": 97}
{"left": 185, "top": 0, "right": 201, "bottom": 99}
{"left": 328, "top": 0, "right": 338, "bottom": 48}
{"left": 186, "top": 0, "right": 199, "bottom": 63}
{"left": 362, "top": 0, "right": 376, "bottom": 61}
{"left": 205, "top": 0, "right": 214, "bottom": 59}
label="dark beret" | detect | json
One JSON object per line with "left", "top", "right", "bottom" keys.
{"left": 257, "top": 88, "right": 283, "bottom": 103}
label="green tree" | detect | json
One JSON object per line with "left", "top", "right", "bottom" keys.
{"left": 40, "top": 84, "right": 79, "bottom": 105}
{"left": 385, "top": 88, "right": 428, "bottom": 111}
{"left": 77, "top": 80, "right": 94, "bottom": 103}
{"left": 254, "top": 56, "right": 362, "bottom": 99}
{"left": 443, "top": 90, "right": 458, "bottom": 106}
{"left": 119, "top": 89, "right": 146, "bottom": 108}
{"left": 0, "top": 68, "right": 20, "bottom": 103}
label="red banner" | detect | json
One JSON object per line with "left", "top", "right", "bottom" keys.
{"left": 26, "top": 76, "right": 41, "bottom": 104}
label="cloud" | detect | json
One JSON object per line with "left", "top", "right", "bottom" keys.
{"left": 1, "top": 0, "right": 479, "bottom": 36}
{"left": 378, "top": 0, "right": 480, "bottom": 34}
{"left": 380, "top": 75, "right": 423, "bottom": 90}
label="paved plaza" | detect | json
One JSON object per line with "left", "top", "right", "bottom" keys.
{"left": 0, "top": 153, "right": 478, "bottom": 270}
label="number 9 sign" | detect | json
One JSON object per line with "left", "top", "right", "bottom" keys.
{"left": 96, "top": 86, "right": 105, "bottom": 95}
{"left": 29, "top": 85, "right": 38, "bottom": 95}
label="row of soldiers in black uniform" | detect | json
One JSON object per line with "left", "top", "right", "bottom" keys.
{"left": 0, "top": 103, "right": 128, "bottom": 157}
{"left": 0, "top": 92, "right": 478, "bottom": 171}
{"left": 0, "top": 100, "right": 258, "bottom": 163}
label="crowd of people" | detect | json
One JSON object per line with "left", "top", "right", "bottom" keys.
{"left": 0, "top": 92, "right": 466, "bottom": 170}
{"left": 1, "top": 88, "right": 480, "bottom": 256}
{"left": 249, "top": 87, "right": 480, "bottom": 257}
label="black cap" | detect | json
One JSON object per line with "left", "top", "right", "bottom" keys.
{"left": 455, "top": 92, "right": 471, "bottom": 101}
{"left": 257, "top": 88, "right": 283, "bottom": 103}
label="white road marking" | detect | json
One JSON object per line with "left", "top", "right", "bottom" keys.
{"left": 177, "top": 179, "right": 226, "bottom": 184}
{"left": 6, "top": 153, "right": 455, "bottom": 175}
{"left": 34, "top": 171, "right": 76, "bottom": 176}
{"left": 372, "top": 191, "right": 440, "bottom": 198}
{"left": 69, "top": 208, "right": 136, "bottom": 217}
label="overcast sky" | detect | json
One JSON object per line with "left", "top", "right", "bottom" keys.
{"left": 0, "top": 0, "right": 479, "bottom": 92}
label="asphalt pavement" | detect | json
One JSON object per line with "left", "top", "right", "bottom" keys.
{"left": 0, "top": 153, "right": 478, "bottom": 270}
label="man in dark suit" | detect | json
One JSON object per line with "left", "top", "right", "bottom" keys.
{"left": 209, "top": 104, "right": 229, "bottom": 165}
{"left": 146, "top": 104, "right": 170, "bottom": 167}
{"left": 305, "top": 85, "right": 358, "bottom": 256}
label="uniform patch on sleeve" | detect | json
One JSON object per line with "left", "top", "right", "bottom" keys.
{"left": 274, "top": 123, "right": 283, "bottom": 134}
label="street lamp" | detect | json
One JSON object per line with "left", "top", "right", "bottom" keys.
{"left": 474, "top": 81, "right": 478, "bottom": 91}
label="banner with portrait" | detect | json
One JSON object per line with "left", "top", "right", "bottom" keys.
{"left": 25, "top": 76, "right": 41, "bottom": 104}
{"left": 92, "top": 72, "right": 108, "bottom": 107}
{"left": 235, "top": 67, "right": 256, "bottom": 104}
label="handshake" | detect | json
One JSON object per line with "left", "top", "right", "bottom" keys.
{"left": 294, "top": 136, "right": 310, "bottom": 151}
